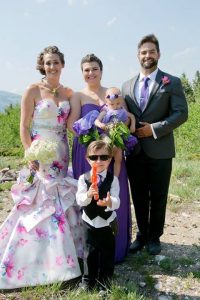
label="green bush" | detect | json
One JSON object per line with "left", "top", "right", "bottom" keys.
{"left": 0, "top": 104, "right": 73, "bottom": 158}
{"left": 0, "top": 100, "right": 199, "bottom": 160}
{"left": 175, "top": 101, "right": 200, "bottom": 159}
{"left": 0, "top": 105, "right": 23, "bottom": 157}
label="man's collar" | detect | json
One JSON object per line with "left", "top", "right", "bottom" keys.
{"left": 139, "top": 68, "right": 158, "bottom": 82}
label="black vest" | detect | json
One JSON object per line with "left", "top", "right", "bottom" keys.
{"left": 83, "top": 171, "right": 114, "bottom": 220}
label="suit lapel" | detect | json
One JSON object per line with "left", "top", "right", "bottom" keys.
{"left": 129, "top": 75, "right": 140, "bottom": 108}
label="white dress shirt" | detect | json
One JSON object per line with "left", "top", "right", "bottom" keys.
{"left": 135, "top": 68, "right": 158, "bottom": 139}
{"left": 76, "top": 169, "right": 120, "bottom": 228}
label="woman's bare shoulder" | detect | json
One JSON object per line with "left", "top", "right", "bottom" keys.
{"left": 63, "top": 86, "right": 73, "bottom": 99}
{"left": 22, "top": 83, "right": 40, "bottom": 98}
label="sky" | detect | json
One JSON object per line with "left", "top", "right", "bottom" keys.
{"left": 0, "top": 0, "right": 199, "bottom": 95}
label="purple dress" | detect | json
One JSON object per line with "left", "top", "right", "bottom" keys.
{"left": 72, "top": 103, "right": 132, "bottom": 263}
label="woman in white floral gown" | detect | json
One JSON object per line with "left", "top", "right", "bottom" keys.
{"left": 0, "top": 46, "right": 83, "bottom": 289}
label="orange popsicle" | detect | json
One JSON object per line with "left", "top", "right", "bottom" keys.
{"left": 91, "top": 163, "right": 99, "bottom": 200}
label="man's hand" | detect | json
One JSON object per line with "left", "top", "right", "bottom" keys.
{"left": 135, "top": 122, "right": 153, "bottom": 138}
{"left": 97, "top": 192, "right": 112, "bottom": 208}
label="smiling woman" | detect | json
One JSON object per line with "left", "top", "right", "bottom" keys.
{"left": 67, "top": 53, "right": 132, "bottom": 264}
{"left": 0, "top": 45, "right": 84, "bottom": 289}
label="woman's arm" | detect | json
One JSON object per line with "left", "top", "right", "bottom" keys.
{"left": 67, "top": 92, "right": 82, "bottom": 133}
{"left": 20, "top": 85, "right": 36, "bottom": 150}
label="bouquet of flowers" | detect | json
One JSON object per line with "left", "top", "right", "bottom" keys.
{"left": 105, "top": 120, "right": 138, "bottom": 150}
{"left": 24, "top": 139, "right": 59, "bottom": 183}
{"left": 73, "top": 110, "right": 137, "bottom": 150}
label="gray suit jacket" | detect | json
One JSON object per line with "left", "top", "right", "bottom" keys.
{"left": 122, "top": 69, "right": 188, "bottom": 159}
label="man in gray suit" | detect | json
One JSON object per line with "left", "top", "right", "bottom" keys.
{"left": 122, "top": 34, "right": 188, "bottom": 255}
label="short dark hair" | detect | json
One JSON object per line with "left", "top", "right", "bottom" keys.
{"left": 81, "top": 53, "right": 103, "bottom": 71}
{"left": 36, "top": 46, "right": 65, "bottom": 75}
{"left": 138, "top": 34, "right": 160, "bottom": 53}
{"left": 86, "top": 140, "right": 113, "bottom": 157}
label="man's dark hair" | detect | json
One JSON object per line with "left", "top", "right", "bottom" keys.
{"left": 138, "top": 34, "right": 160, "bottom": 53}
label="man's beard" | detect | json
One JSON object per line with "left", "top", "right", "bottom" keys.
{"left": 141, "top": 59, "right": 158, "bottom": 69}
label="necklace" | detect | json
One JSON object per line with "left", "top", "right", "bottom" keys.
{"left": 42, "top": 79, "right": 62, "bottom": 98}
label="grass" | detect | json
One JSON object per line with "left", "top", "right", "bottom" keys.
{"left": 0, "top": 156, "right": 23, "bottom": 170}
{"left": 168, "top": 159, "right": 200, "bottom": 211}
{"left": 3, "top": 283, "right": 148, "bottom": 300}
{"left": 0, "top": 182, "right": 13, "bottom": 192}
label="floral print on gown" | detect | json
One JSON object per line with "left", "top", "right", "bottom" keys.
{"left": 0, "top": 99, "right": 83, "bottom": 289}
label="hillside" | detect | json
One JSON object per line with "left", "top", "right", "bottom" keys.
{"left": 0, "top": 90, "right": 21, "bottom": 112}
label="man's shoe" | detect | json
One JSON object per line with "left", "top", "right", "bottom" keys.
{"left": 146, "top": 240, "right": 161, "bottom": 255}
{"left": 129, "top": 239, "right": 145, "bottom": 253}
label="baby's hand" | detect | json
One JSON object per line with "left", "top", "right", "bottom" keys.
{"left": 97, "top": 192, "right": 112, "bottom": 208}
{"left": 129, "top": 123, "right": 136, "bottom": 133}
{"left": 87, "top": 183, "right": 99, "bottom": 200}
{"left": 99, "top": 123, "right": 107, "bottom": 130}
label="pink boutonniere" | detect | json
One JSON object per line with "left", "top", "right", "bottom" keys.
{"left": 161, "top": 76, "right": 171, "bottom": 86}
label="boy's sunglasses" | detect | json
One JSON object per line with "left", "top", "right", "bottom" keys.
{"left": 88, "top": 155, "right": 110, "bottom": 161}
{"left": 106, "top": 94, "right": 122, "bottom": 99}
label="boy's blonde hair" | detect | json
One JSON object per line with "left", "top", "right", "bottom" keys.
{"left": 86, "top": 140, "right": 113, "bottom": 157}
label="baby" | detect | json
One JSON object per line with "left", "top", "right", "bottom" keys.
{"left": 95, "top": 87, "right": 136, "bottom": 177}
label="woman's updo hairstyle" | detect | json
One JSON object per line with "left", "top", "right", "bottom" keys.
{"left": 81, "top": 53, "right": 103, "bottom": 72}
{"left": 36, "top": 46, "right": 65, "bottom": 75}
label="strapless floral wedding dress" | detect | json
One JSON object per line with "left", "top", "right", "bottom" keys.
{"left": 0, "top": 99, "right": 83, "bottom": 289}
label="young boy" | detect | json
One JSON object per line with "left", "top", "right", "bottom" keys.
{"left": 76, "top": 140, "right": 120, "bottom": 290}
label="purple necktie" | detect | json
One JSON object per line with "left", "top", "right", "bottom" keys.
{"left": 97, "top": 174, "right": 103, "bottom": 186}
{"left": 140, "top": 77, "right": 150, "bottom": 111}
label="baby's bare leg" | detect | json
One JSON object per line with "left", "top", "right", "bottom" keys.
{"left": 113, "top": 147, "right": 122, "bottom": 177}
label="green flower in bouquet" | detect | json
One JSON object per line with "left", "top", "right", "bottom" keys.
{"left": 78, "top": 128, "right": 100, "bottom": 147}
{"left": 106, "top": 121, "right": 130, "bottom": 149}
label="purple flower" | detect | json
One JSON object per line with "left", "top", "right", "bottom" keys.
{"left": 73, "top": 110, "right": 99, "bottom": 136}
{"left": 124, "top": 135, "right": 138, "bottom": 150}
{"left": 57, "top": 108, "right": 67, "bottom": 123}
{"left": 162, "top": 76, "right": 170, "bottom": 86}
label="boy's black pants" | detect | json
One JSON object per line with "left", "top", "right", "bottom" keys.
{"left": 82, "top": 221, "right": 115, "bottom": 289}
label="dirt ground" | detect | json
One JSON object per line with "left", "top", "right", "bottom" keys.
{"left": 0, "top": 189, "right": 200, "bottom": 299}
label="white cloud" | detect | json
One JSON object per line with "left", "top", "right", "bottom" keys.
{"left": 173, "top": 47, "right": 197, "bottom": 59}
{"left": 107, "top": 55, "right": 115, "bottom": 62}
{"left": 106, "top": 17, "right": 117, "bottom": 27}
{"left": 67, "top": 0, "right": 76, "bottom": 5}
{"left": 36, "top": 0, "right": 48, "bottom": 3}
{"left": 23, "top": 11, "right": 30, "bottom": 17}
{"left": 169, "top": 25, "right": 176, "bottom": 32}
{"left": 5, "top": 61, "right": 14, "bottom": 70}
{"left": 82, "top": 0, "right": 89, "bottom": 5}
{"left": 67, "top": 0, "right": 90, "bottom": 6}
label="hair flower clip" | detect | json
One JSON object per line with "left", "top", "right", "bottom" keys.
{"left": 161, "top": 76, "right": 170, "bottom": 86}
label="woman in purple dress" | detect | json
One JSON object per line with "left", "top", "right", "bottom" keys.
{"left": 67, "top": 54, "right": 131, "bottom": 263}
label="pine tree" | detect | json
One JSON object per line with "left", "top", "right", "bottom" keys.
{"left": 180, "top": 73, "right": 195, "bottom": 102}
{"left": 192, "top": 70, "right": 200, "bottom": 102}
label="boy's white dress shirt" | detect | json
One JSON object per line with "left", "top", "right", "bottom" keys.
{"left": 76, "top": 169, "right": 120, "bottom": 228}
